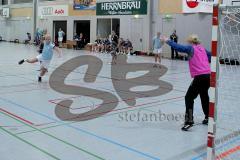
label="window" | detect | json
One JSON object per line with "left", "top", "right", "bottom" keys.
{"left": 12, "top": 0, "right": 33, "bottom": 4}
{"left": 1, "top": 0, "right": 8, "bottom": 5}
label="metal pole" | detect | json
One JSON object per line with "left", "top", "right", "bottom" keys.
{"left": 147, "top": 0, "right": 153, "bottom": 54}
{"left": 207, "top": 0, "right": 222, "bottom": 159}
{"left": 33, "top": 0, "right": 38, "bottom": 38}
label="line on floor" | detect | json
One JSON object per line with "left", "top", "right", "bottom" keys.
{"left": 0, "top": 96, "right": 162, "bottom": 160}
{"left": 0, "top": 124, "right": 60, "bottom": 160}
{"left": 1, "top": 95, "right": 184, "bottom": 129}
{"left": 15, "top": 98, "right": 183, "bottom": 135}
{"left": 216, "top": 145, "right": 240, "bottom": 160}
{"left": 191, "top": 136, "right": 240, "bottom": 160}
{"left": 47, "top": 96, "right": 184, "bottom": 123}
{"left": 0, "top": 110, "right": 106, "bottom": 160}
{"left": 0, "top": 79, "right": 111, "bottom": 96}
{"left": 0, "top": 108, "right": 35, "bottom": 125}
{"left": 47, "top": 64, "right": 188, "bottom": 84}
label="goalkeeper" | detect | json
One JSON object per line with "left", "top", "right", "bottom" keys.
{"left": 162, "top": 34, "right": 211, "bottom": 131}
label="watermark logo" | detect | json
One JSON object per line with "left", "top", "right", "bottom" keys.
{"left": 118, "top": 110, "right": 185, "bottom": 123}
{"left": 49, "top": 55, "right": 173, "bottom": 121}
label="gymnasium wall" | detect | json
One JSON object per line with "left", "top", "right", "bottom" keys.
{"left": 159, "top": 0, "right": 182, "bottom": 14}
{"left": 0, "top": 7, "right": 33, "bottom": 41}
{"left": 153, "top": 0, "right": 212, "bottom": 53}
{"left": 0, "top": 0, "right": 213, "bottom": 53}
{"left": 11, "top": 7, "right": 32, "bottom": 17}
{"left": 38, "top": 14, "right": 150, "bottom": 52}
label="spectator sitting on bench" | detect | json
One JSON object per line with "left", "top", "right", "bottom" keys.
{"left": 103, "top": 36, "right": 111, "bottom": 53}
{"left": 92, "top": 36, "right": 103, "bottom": 53}
{"left": 73, "top": 33, "right": 80, "bottom": 49}
{"left": 73, "top": 33, "right": 80, "bottom": 41}
{"left": 123, "top": 39, "right": 133, "bottom": 55}
{"left": 76, "top": 33, "right": 86, "bottom": 49}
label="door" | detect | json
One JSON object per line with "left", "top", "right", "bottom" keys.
{"left": 131, "top": 18, "right": 143, "bottom": 51}
{"left": 74, "top": 20, "right": 91, "bottom": 43}
{"left": 162, "top": 18, "right": 176, "bottom": 58}
{"left": 53, "top": 21, "right": 67, "bottom": 44}
{"left": 112, "top": 18, "right": 120, "bottom": 37}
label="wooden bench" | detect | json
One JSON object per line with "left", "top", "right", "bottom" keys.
{"left": 66, "top": 40, "right": 77, "bottom": 49}
{"left": 62, "top": 43, "right": 67, "bottom": 48}
{"left": 64, "top": 41, "right": 94, "bottom": 51}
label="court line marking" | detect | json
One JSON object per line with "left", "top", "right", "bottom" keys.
{"left": 0, "top": 79, "right": 111, "bottom": 96}
{"left": 0, "top": 96, "right": 162, "bottom": 160}
{"left": 15, "top": 98, "right": 184, "bottom": 135}
{"left": 0, "top": 108, "right": 34, "bottom": 125}
{"left": 0, "top": 110, "right": 106, "bottom": 160}
{"left": 191, "top": 136, "right": 240, "bottom": 160}
{"left": 47, "top": 96, "right": 184, "bottom": 123}
{"left": 15, "top": 98, "right": 183, "bottom": 135}
{"left": 48, "top": 83, "right": 184, "bottom": 103}
{"left": 0, "top": 125, "right": 60, "bottom": 160}
{"left": 0, "top": 95, "right": 184, "bottom": 128}
{"left": 216, "top": 145, "right": 240, "bottom": 160}
{"left": 0, "top": 53, "right": 189, "bottom": 159}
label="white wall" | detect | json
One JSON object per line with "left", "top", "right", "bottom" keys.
{"left": 0, "top": 18, "right": 32, "bottom": 41}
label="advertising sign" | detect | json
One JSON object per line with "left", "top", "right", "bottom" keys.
{"left": 38, "top": 5, "right": 68, "bottom": 17}
{"left": 96, "top": 0, "right": 148, "bottom": 16}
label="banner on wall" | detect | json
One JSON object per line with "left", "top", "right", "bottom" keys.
{"left": 38, "top": 5, "right": 68, "bottom": 17}
{"left": 73, "top": 0, "right": 96, "bottom": 10}
{"left": 96, "top": 0, "right": 148, "bottom": 16}
{"left": 183, "top": 0, "right": 218, "bottom": 13}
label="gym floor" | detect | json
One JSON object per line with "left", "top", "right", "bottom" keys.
{"left": 0, "top": 42, "right": 239, "bottom": 160}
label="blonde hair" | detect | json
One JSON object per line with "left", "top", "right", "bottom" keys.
{"left": 44, "top": 34, "right": 51, "bottom": 40}
{"left": 187, "top": 34, "right": 201, "bottom": 44}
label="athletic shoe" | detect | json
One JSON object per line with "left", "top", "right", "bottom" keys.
{"left": 181, "top": 124, "right": 193, "bottom": 131}
{"left": 18, "top": 59, "right": 25, "bottom": 65}
{"left": 202, "top": 118, "right": 208, "bottom": 125}
{"left": 181, "top": 122, "right": 194, "bottom": 131}
{"left": 38, "top": 76, "right": 42, "bottom": 82}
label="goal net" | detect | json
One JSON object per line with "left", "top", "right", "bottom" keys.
{"left": 214, "top": 5, "right": 240, "bottom": 160}
{"left": 191, "top": 4, "right": 240, "bottom": 160}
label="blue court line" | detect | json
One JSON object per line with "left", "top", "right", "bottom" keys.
{"left": 0, "top": 97, "right": 161, "bottom": 160}
{"left": 191, "top": 136, "right": 240, "bottom": 160}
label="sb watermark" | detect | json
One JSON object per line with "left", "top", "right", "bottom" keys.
{"left": 49, "top": 55, "right": 173, "bottom": 121}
